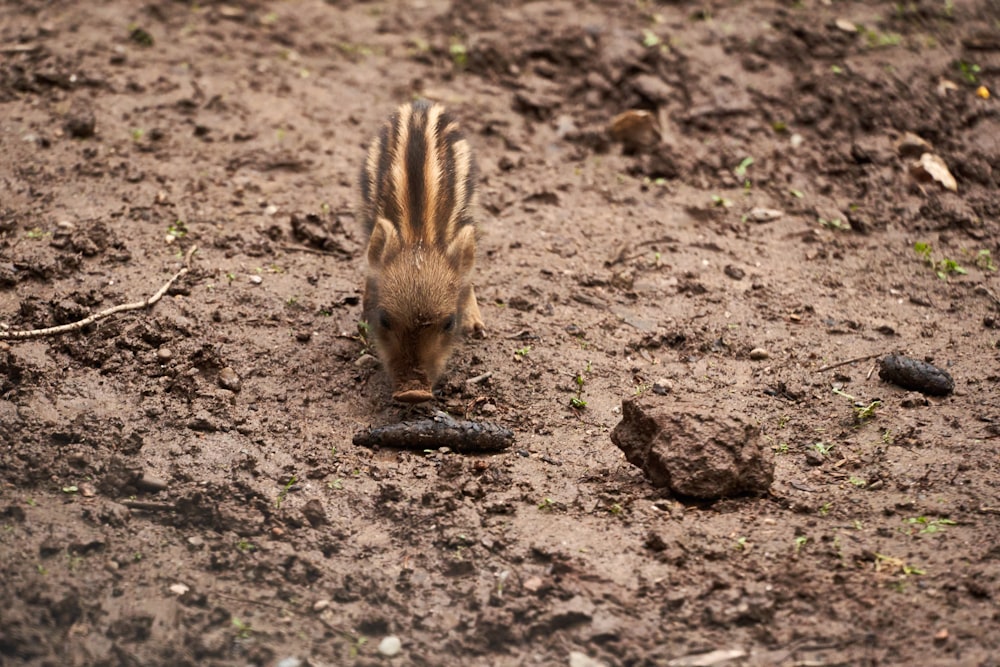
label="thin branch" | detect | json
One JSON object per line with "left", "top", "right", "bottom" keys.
{"left": 0, "top": 246, "right": 197, "bottom": 340}
{"left": 815, "top": 353, "right": 882, "bottom": 373}
{"left": 120, "top": 500, "right": 177, "bottom": 512}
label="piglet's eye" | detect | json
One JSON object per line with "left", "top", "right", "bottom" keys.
{"left": 443, "top": 315, "right": 456, "bottom": 332}
{"left": 378, "top": 310, "right": 392, "bottom": 331}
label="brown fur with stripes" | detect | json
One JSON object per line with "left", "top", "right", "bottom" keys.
{"left": 359, "top": 101, "right": 484, "bottom": 403}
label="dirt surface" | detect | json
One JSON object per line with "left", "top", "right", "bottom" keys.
{"left": 2, "top": 1, "right": 999, "bottom": 665}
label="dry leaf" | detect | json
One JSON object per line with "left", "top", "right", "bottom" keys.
{"left": 910, "top": 153, "right": 958, "bottom": 192}
{"left": 896, "top": 132, "right": 932, "bottom": 158}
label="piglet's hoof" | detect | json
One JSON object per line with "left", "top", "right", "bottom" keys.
{"left": 392, "top": 389, "right": 435, "bottom": 404}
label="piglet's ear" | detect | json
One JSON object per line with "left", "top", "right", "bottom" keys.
{"left": 445, "top": 225, "right": 476, "bottom": 276}
{"left": 367, "top": 217, "right": 400, "bottom": 268}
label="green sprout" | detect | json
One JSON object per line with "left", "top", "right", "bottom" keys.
{"left": 975, "top": 249, "right": 997, "bottom": 272}
{"left": 956, "top": 60, "right": 981, "bottom": 84}
{"left": 449, "top": 39, "right": 468, "bottom": 68}
{"left": 734, "top": 156, "right": 754, "bottom": 178}
{"left": 914, "top": 242, "right": 967, "bottom": 279}
{"left": 275, "top": 476, "right": 297, "bottom": 508}
{"left": 166, "top": 220, "right": 187, "bottom": 239}
{"left": 514, "top": 345, "right": 532, "bottom": 357}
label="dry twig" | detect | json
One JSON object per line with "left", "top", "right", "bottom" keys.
{"left": 815, "top": 353, "right": 882, "bottom": 373}
{"left": 0, "top": 246, "right": 197, "bottom": 340}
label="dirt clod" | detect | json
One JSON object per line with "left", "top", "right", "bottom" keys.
{"left": 611, "top": 398, "right": 774, "bottom": 498}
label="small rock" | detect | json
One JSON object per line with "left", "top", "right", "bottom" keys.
{"left": 65, "top": 105, "right": 96, "bottom": 139}
{"left": 834, "top": 18, "right": 858, "bottom": 33}
{"left": 611, "top": 398, "right": 774, "bottom": 498}
{"left": 749, "top": 348, "right": 769, "bottom": 360}
{"left": 249, "top": 275, "right": 263, "bottom": 285}
{"left": 523, "top": 576, "right": 544, "bottom": 592}
{"left": 275, "top": 658, "right": 303, "bottom": 667}
{"left": 135, "top": 473, "right": 168, "bottom": 493}
{"left": 295, "top": 331, "right": 312, "bottom": 343}
{"left": 377, "top": 635, "right": 402, "bottom": 657}
{"left": 187, "top": 536, "right": 204, "bottom": 548}
{"left": 745, "top": 208, "right": 783, "bottom": 223}
{"left": 169, "top": 583, "right": 190, "bottom": 596}
{"left": 355, "top": 353, "right": 380, "bottom": 370}
{"left": 667, "top": 649, "right": 747, "bottom": 667}
{"left": 479, "top": 403, "right": 497, "bottom": 415}
{"left": 218, "top": 367, "right": 242, "bottom": 392}
{"left": 301, "top": 498, "right": 328, "bottom": 528}
{"left": 608, "top": 109, "right": 660, "bottom": 151}
{"left": 313, "top": 599, "right": 330, "bottom": 612}
{"left": 156, "top": 348, "right": 173, "bottom": 361}
{"left": 723, "top": 265, "right": 745, "bottom": 280}
{"left": 652, "top": 378, "right": 672, "bottom": 395}
{"left": 570, "top": 652, "right": 608, "bottom": 667}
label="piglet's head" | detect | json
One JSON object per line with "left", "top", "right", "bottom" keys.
{"left": 364, "top": 217, "right": 476, "bottom": 403}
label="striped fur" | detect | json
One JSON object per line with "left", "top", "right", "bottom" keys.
{"left": 360, "top": 100, "right": 477, "bottom": 248}
{"left": 359, "top": 101, "right": 484, "bottom": 404}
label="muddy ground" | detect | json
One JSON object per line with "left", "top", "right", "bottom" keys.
{"left": 2, "top": 0, "right": 999, "bottom": 665}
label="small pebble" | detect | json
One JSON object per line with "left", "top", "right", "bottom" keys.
{"left": 354, "top": 353, "right": 380, "bottom": 370}
{"left": 156, "top": 348, "right": 173, "bottom": 361}
{"left": 377, "top": 635, "right": 402, "bottom": 657}
{"left": 275, "top": 658, "right": 303, "bottom": 667}
{"left": 249, "top": 275, "right": 263, "bottom": 285}
{"left": 218, "top": 366, "right": 242, "bottom": 392}
{"left": 569, "top": 652, "right": 607, "bottom": 667}
{"left": 169, "top": 583, "right": 190, "bottom": 596}
{"left": 313, "top": 599, "right": 330, "bottom": 612}
{"left": 480, "top": 403, "right": 497, "bottom": 415}
{"left": 187, "top": 536, "right": 204, "bottom": 547}
{"left": 295, "top": 331, "right": 312, "bottom": 343}
{"left": 749, "top": 348, "right": 769, "bottom": 360}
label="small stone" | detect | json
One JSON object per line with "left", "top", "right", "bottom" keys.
{"left": 569, "top": 652, "right": 608, "bottom": 667}
{"left": 652, "top": 378, "right": 672, "bottom": 395}
{"left": 218, "top": 366, "right": 242, "bottom": 392}
{"left": 377, "top": 635, "right": 402, "bottom": 657}
{"left": 749, "top": 348, "right": 769, "bottom": 360}
{"left": 354, "top": 353, "right": 380, "bottom": 370}
{"left": 275, "top": 659, "right": 303, "bottom": 667}
{"left": 295, "top": 331, "right": 312, "bottom": 343}
{"left": 301, "top": 498, "right": 328, "bottom": 528}
{"left": 480, "top": 403, "right": 497, "bottom": 416}
{"left": 169, "top": 583, "right": 190, "bottom": 596}
{"left": 611, "top": 398, "right": 774, "bottom": 498}
{"left": 313, "top": 599, "right": 330, "bottom": 612}
{"left": 834, "top": 18, "right": 858, "bottom": 33}
{"left": 745, "top": 208, "right": 783, "bottom": 223}
{"left": 723, "top": 265, "right": 745, "bottom": 280}
{"left": 187, "top": 536, "right": 204, "bottom": 548}
{"left": 65, "top": 105, "right": 96, "bottom": 139}
{"left": 249, "top": 275, "right": 263, "bottom": 285}
{"left": 523, "top": 576, "right": 544, "bottom": 593}
{"left": 934, "top": 628, "right": 949, "bottom": 642}
{"left": 156, "top": 348, "right": 173, "bottom": 361}
{"left": 608, "top": 109, "right": 660, "bottom": 150}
